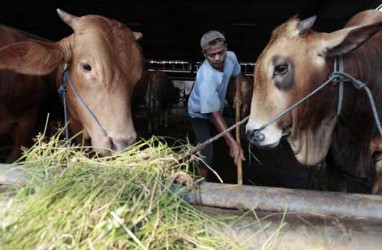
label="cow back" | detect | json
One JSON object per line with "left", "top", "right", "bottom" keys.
{"left": 0, "top": 25, "right": 57, "bottom": 162}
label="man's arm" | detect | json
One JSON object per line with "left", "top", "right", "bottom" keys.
{"left": 210, "top": 111, "right": 245, "bottom": 164}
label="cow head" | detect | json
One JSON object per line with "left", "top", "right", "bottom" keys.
{"left": 0, "top": 9, "right": 144, "bottom": 155}
{"left": 246, "top": 12, "right": 382, "bottom": 166}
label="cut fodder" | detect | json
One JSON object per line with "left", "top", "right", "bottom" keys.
{"left": 0, "top": 133, "right": 241, "bottom": 249}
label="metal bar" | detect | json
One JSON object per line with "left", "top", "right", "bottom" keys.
{"left": 183, "top": 182, "right": 382, "bottom": 221}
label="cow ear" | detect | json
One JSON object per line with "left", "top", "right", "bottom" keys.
{"left": 0, "top": 40, "right": 64, "bottom": 75}
{"left": 57, "top": 8, "right": 79, "bottom": 30}
{"left": 133, "top": 32, "right": 143, "bottom": 41}
{"left": 324, "top": 22, "right": 382, "bottom": 57}
{"left": 297, "top": 16, "right": 317, "bottom": 35}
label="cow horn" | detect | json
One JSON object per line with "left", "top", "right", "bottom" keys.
{"left": 133, "top": 32, "right": 143, "bottom": 41}
{"left": 57, "top": 9, "right": 79, "bottom": 29}
{"left": 297, "top": 15, "right": 317, "bottom": 35}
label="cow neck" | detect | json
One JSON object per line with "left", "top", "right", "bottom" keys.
{"left": 58, "top": 65, "right": 108, "bottom": 142}
{"left": 330, "top": 56, "right": 382, "bottom": 139}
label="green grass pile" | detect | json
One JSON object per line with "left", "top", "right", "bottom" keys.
{"left": 0, "top": 132, "right": 242, "bottom": 249}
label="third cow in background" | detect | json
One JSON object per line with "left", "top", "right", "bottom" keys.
{"left": 227, "top": 74, "right": 253, "bottom": 118}
{"left": 146, "top": 71, "right": 180, "bottom": 133}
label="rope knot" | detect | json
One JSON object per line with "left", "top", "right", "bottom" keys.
{"left": 330, "top": 72, "right": 344, "bottom": 85}
{"left": 58, "top": 85, "right": 66, "bottom": 95}
{"left": 352, "top": 80, "right": 367, "bottom": 89}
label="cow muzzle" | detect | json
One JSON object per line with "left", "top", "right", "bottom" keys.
{"left": 245, "top": 123, "right": 283, "bottom": 148}
{"left": 246, "top": 129, "right": 265, "bottom": 144}
{"left": 110, "top": 133, "right": 137, "bottom": 152}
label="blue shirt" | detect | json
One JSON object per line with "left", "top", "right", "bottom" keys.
{"left": 187, "top": 51, "right": 241, "bottom": 119}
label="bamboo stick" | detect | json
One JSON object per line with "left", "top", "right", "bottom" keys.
{"left": 235, "top": 105, "right": 243, "bottom": 185}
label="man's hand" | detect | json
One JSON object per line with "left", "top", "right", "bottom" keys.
{"left": 234, "top": 93, "right": 242, "bottom": 108}
{"left": 210, "top": 111, "right": 246, "bottom": 165}
{"left": 229, "top": 141, "right": 246, "bottom": 165}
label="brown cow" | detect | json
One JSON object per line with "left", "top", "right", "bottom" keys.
{"left": 226, "top": 74, "right": 253, "bottom": 139}
{"left": 0, "top": 9, "right": 143, "bottom": 157}
{"left": 146, "top": 70, "right": 180, "bottom": 132}
{"left": 227, "top": 74, "right": 253, "bottom": 118}
{"left": 0, "top": 25, "right": 60, "bottom": 163}
{"left": 132, "top": 59, "right": 151, "bottom": 112}
{"left": 246, "top": 9, "right": 382, "bottom": 193}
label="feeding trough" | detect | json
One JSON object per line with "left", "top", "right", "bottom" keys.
{"left": 1, "top": 135, "right": 382, "bottom": 249}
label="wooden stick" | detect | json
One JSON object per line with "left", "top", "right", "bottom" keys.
{"left": 235, "top": 105, "right": 243, "bottom": 185}
{"left": 183, "top": 182, "right": 382, "bottom": 221}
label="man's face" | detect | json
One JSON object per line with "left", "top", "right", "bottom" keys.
{"left": 203, "top": 42, "right": 227, "bottom": 71}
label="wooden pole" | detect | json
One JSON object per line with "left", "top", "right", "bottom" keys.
{"left": 183, "top": 182, "right": 382, "bottom": 221}
{"left": 235, "top": 105, "right": 243, "bottom": 185}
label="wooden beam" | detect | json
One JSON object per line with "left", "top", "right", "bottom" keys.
{"left": 182, "top": 182, "right": 382, "bottom": 221}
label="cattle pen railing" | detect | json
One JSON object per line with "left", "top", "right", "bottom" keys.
{"left": 149, "top": 59, "right": 255, "bottom": 77}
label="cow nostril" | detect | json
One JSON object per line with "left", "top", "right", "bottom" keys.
{"left": 127, "top": 134, "right": 137, "bottom": 146}
{"left": 110, "top": 138, "right": 128, "bottom": 152}
{"left": 247, "top": 129, "right": 265, "bottom": 143}
{"left": 110, "top": 134, "right": 137, "bottom": 152}
{"left": 253, "top": 130, "right": 265, "bottom": 142}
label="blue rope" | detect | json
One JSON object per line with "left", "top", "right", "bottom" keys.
{"left": 331, "top": 71, "right": 382, "bottom": 138}
{"left": 58, "top": 68, "right": 70, "bottom": 142}
{"left": 58, "top": 67, "right": 109, "bottom": 143}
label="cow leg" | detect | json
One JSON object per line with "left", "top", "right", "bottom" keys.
{"left": 163, "top": 106, "right": 169, "bottom": 128}
{"left": 154, "top": 100, "right": 161, "bottom": 131}
{"left": 325, "top": 152, "right": 348, "bottom": 192}
{"left": 147, "top": 99, "right": 154, "bottom": 134}
{"left": 370, "top": 137, "right": 382, "bottom": 194}
{"left": 372, "top": 156, "right": 382, "bottom": 194}
{"left": 7, "top": 111, "right": 38, "bottom": 163}
{"left": 154, "top": 101, "right": 159, "bottom": 131}
{"left": 307, "top": 162, "right": 329, "bottom": 191}
{"left": 157, "top": 107, "right": 162, "bottom": 130}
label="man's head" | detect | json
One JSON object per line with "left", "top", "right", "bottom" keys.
{"left": 201, "top": 30, "right": 227, "bottom": 71}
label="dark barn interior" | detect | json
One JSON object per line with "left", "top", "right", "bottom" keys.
{"left": 2, "top": 0, "right": 382, "bottom": 62}
{"left": 1, "top": 0, "right": 382, "bottom": 192}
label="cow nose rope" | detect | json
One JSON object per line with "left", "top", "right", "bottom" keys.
{"left": 58, "top": 66, "right": 109, "bottom": 141}
{"left": 251, "top": 75, "right": 337, "bottom": 136}
{"left": 251, "top": 56, "right": 382, "bottom": 140}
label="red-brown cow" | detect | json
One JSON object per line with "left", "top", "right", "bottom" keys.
{"left": 0, "top": 25, "right": 60, "bottom": 163}
{"left": 0, "top": 9, "right": 144, "bottom": 157}
{"left": 226, "top": 74, "right": 253, "bottom": 139}
{"left": 246, "top": 9, "right": 382, "bottom": 193}
{"left": 227, "top": 74, "right": 253, "bottom": 118}
{"left": 146, "top": 71, "right": 180, "bottom": 132}
{"left": 132, "top": 59, "right": 151, "bottom": 112}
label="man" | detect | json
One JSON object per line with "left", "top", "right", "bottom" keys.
{"left": 187, "top": 30, "right": 246, "bottom": 179}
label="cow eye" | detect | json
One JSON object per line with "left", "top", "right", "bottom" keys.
{"left": 274, "top": 64, "right": 288, "bottom": 76}
{"left": 80, "top": 63, "right": 92, "bottom": 72}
